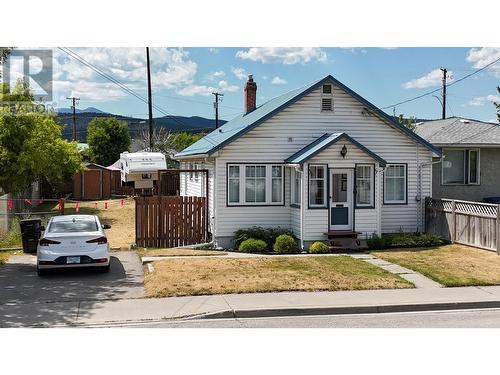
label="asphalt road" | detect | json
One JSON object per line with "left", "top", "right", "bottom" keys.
{"left": 122, "top": 308, "right": 500, "bottom": 328}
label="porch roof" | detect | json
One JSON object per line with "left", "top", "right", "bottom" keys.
{"left": 284, "top": 132, "right": 387, "bottom": 167}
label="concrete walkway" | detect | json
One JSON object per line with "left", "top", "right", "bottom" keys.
{"left": 3, "top": 285, "right": 500, "bottom": 327}
{"left": 350, "top": 253, "right": 443, "bottom": 289}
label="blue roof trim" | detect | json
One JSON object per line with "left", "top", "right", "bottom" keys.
{"left": 285, "top": 132, "right": 387, "bottom": 167}
{"left": 175, "top": 74, "right": 441, "bottom": 158}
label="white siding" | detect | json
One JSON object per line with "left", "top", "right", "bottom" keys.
{"left": 180, "top": 159, "right": 216, "bottom": 233}
{"left": 210, "top": 84, "right": 433, "bottom": 242}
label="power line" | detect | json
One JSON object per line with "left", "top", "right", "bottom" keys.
{"left": 381, "top": 56, "right": 500, "bottom": 110}
{"left": 57, "top": 47, "right": 196, "bottom": 132}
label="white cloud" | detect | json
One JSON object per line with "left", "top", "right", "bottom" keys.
{"left": 466, "top": 47, "right": 500, "bottom": 77}
{"left": 208, "top": 48, "right": 219, "bottom": 54}
{"left": 53, "top": 47, "right": 198, "bottom": 100}
{"left": 236, "top": 47, "right": 327, "bottom": 64}
{"left": 231, "top": 66, "right": 247, "bottom": 80}
{"left": 218, "top": 80, "right": 239, "bottom": 92}
{"left": 403, "top": 68, "right": 454, "bottom": 89}
{"left": 176, "top": 84, "right": 216, "bottom": 97}
{"left": 53, "top": 79, "right": 129, "bottom": 102}
{"left": 467, "top": 95, "right": 500, "bottom": 107}
{"left": 271, "top": 76, "right": 287, "bottom": 85}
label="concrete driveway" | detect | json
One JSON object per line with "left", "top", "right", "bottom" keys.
{"left": 0, "top": 251, "right": 144, "bottom": 327}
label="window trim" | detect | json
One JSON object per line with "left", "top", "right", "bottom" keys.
{"left": 291, "top": 168, "right": 302, "bottom": 208}
{"left": 355, "top": 163, "right": 375, "bottom": 209}
{"left": 308, "top": 164, "right": 328, "bottom": 209}
{"left": 226, "top": 163, "right": 285, "bottom": 207}
{"left": 383, "top": 163, "right": 408, "bottom": 205}
{"left": 441, "top": 148, "right": 480, "bottom": 186}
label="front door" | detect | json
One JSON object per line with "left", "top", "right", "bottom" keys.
{"left": 329, "top": 169, "right": 353, "bottom": 231}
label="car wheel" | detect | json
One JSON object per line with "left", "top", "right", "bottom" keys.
{"left": 98, "top": 264, "right": 110, "bottom": 273}
{"left": 37, "top": 267, "right": 49, "bottom": 276}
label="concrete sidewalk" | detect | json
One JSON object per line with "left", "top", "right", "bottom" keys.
{"left": 3, "top": 286, "right": 500, "bottom": 327}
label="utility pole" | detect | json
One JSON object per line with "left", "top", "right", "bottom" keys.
{"left": 212, "top": 92, "right": 224, "bottom": 129}
{"left": 66, "top": 96, "right": 80, "bottom": 141}
{"left": 440, "top": 67, "right": 447, "bottom": 119}
{"left": 146, "top": 47, "right": 154, "bottom": 150}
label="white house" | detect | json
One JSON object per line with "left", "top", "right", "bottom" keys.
{"left": 175, "top": 74, "right": 440, "bottom": 249}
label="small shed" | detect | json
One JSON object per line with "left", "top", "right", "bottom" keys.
{"left": 73, "top": 163, "right": 112, "bottom": 200}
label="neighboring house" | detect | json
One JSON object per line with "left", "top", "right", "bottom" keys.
{"left": 175, "top": 75, "right": 440, "bottom": 249}
{"left": 415, "top": 117, "right": 500, "bottom": 202}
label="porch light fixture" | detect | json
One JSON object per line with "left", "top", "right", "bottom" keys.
{"left": 340, "top": 144, "right": 347, "bottom": 159}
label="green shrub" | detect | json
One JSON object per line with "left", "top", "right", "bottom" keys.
{"left": 233, "top": 226, "right": 295, "bottom": 250}
{"left": 367, "top": 234, "right": 391, "bottom": 250}
{"left": 239, "top": 238, "right": 268, "bottom": 253}
{"left": 273, "top": 234, "right": 299, "bottom": 254}
{"left": 367, "top": 232, "right": 445, "bottom": 250}
{"left": 308, "top": 241, "right": 330, "bottom": 254}
{"left": 415, "top": 234, "right": 444, "bottom": 247}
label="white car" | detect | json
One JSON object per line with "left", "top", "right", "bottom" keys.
{"left": 37, "top": 215, "right": 111, "bottom": 276}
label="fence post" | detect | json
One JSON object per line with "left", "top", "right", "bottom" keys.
{"left": 496, "top": 204, "right": 500, "bottom": 255}
{"left": 451, "top": 200, "right": 456, "bottom": 243}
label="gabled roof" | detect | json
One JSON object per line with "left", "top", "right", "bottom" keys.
{"left": 285, "top": 132, "right": 387, "bottom": 166}
{"left": 414, "top": 117, "right": 500, "bottom": 146}
{"left": 175, "top": 75, "right": 441, "bottom": 158}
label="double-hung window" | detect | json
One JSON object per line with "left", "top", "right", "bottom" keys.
{"left": 356, "top": 164, "right": 374, "bottom": 208}
{"left": 442, "top": 148, "right": 480, "bottom": 185}
{"left": 291, "top": 168, "right": 302, "bottom": 206}
{"left": 309, "top": 165, "right": 327, "bottom": 208}
{"left": 384, "top": 164, "right": 407, "bottom": 204}
{"left": 227, "top": 164, "right": 284, "bottom": 205}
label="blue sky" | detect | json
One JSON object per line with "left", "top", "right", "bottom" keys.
{"left": 33, "top": 47, "right": 500, "bottom": 122}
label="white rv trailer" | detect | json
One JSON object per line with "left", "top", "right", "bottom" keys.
{"left": 119, "top": 152, "right": 167, "bottom": 190}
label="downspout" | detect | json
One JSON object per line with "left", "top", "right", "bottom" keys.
{"left": 300, "top": 163, "right": 306, "bottom": 250}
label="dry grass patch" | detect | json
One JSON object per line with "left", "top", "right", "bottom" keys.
{"left": 60, "top": 198, "right": 135, "bottom": 250}
{"left": 145, "top": 255, "right": 413, "bottom": 297}
{"left": 140, "top": 248, "right": 227, "bottom": 257}
{"left": 372, "top": 244, "right": 500, "bottom": 287}
{"left": 0, "top": 250, "right": 22, "bottom": 265}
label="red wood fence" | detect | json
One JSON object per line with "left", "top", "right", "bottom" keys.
{"left": 135, "top": 195, "right": 208, "bottom": 248}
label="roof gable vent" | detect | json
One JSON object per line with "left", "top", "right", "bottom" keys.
{"left": 321, "top": 97, "right": 333, "bottom": 111}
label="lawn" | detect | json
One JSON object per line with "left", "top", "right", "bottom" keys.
{"left": 372, "top": 244, "right": 500, "bottom": 287}
{"left": 46, "top": 198, "right": 135, "bottom": 250}
{"left": 140, "top": 247, "right": 227, "bottom": 257}
{"left": 145, "top": 255, "right": 413, "bottom": 298}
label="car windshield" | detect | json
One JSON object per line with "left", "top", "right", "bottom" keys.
{"left": 48, "top": 219, "right": 98, "bottom": 233}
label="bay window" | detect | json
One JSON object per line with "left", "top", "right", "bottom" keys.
{"left": 309, "top": 165, "right": 327, "bottom": 208}
{"left": 384, "top": 164, "right": 407, "bottom": 204}
{"left": 356, "top": 164, "right": 374, "bottom": 208}
{"left": 227, "top": 164, "right": 284, "bottom": 205}
{"left": 442, "top": 148, "right": 480, "bottom": 185}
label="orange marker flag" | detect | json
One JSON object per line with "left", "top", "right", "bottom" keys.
{"left": 75, "top": 201, "right": 80, "bottom": 213}
{"left": 7, "top": 198, "right": 13, "bottom": 211}
{"left": 120, "top": 199, "right": 124, "bottom": 207}
{"left": 104, "top": 202, "right": 108, "bottom": 209}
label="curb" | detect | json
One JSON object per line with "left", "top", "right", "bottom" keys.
{"left": 195, "top": 300, "right": 500, "bottom": 320}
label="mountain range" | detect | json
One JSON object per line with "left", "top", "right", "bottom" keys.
{"left": 55, "top": 107, "right": 226, "bottom": 142}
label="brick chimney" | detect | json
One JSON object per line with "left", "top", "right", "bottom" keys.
{"left": 244, "top": 74, "right": 257, "bottom": 113}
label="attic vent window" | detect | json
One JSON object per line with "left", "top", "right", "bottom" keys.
{"left": 322, "top": 84, "right": 332, "bottom": 94}
{"left": 321, "top": 98, "right": 333, "bottom": 112}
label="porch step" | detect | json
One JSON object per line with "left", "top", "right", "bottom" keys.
{"left": 324, "top": 230, "right": 361, "bottom": 238}
{"left": 328, "top": 237, "right": 368, "bottom": 251}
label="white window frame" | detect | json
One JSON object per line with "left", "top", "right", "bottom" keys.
{"left": 291, "top": 168, "right": 302, "bottom": 206}
{"left": 384, "top": 164, "right": 407, "bottom": 205}
{"left": 308, "top": 164, "right": 327, "bottom": 208}
{"left": 441, "top": 148, "right": 480, "bottom": 186}
{"left": 227, "top": 164, "right": 284, "bottom": 206}
{"left": 355, "top": 164, "right": 374, "bottom": 208}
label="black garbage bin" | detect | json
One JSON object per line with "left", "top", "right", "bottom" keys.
{"left": 20, "top": 219, "right": 42, "bottom": 254}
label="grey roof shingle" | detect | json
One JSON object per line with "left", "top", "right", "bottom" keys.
{"left": 414, "top": 117, "right": 500, "bottom": 145}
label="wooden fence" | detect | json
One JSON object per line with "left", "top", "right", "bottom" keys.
{"left": 425, "top": 197, "right": 500, "bottom": 253}
{"left": 135, "top": 195, "right": 208, "bottom": 248}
